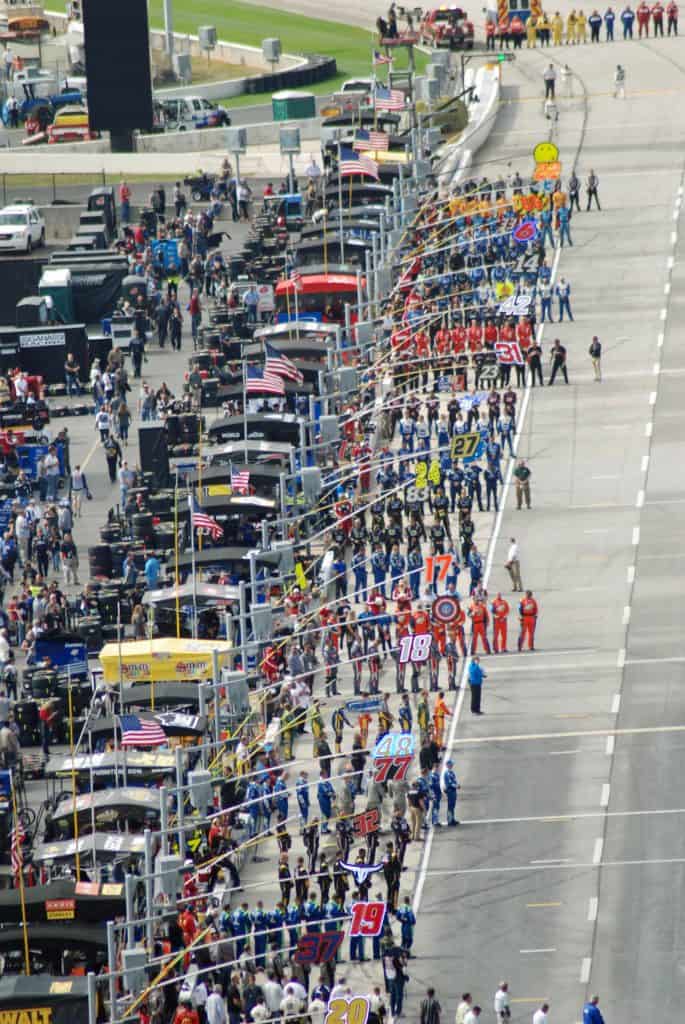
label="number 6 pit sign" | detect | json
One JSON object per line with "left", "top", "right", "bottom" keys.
{"left": 372, "top": 731, "right": 415, "bottom": 783}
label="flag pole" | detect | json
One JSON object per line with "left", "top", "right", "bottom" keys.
{"left": 337, "top": 140, "right": 345, "bottom": 264}
{"left": 242, "top": 358, "right": 249, "bottom": 461}
{"left": 197, "top": 427, "right": 203, "bottom": 552}
{"left": 67, "top": 669, "right": 81, "bottom": 882}
{"left": 284, "top": 252, "right": 291, "bottom": 322}
{"left": 294, "top": 279, "right": 300, "bottom": 342}
{"left": 11, "top": 775, "right": 30, "bottom": 975}
{"left": 188, "top": 494, "right": 198, "bottom": 639}
{"left": 174, "top": 468, "right": 181, "bottom": 639}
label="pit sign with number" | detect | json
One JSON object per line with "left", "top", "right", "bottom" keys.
{"left": 349, "top": 901, "right": 386, "bottom": 937}
{"left": 372, "top": 731, "right": 414, "bottom": 783}
{"left": 494, "top": 340, "right": 524, "bottom": 365}
{"left": 450, "top": 432, "right": 481, "bottom": 461}
{"left": 325, "top": 997, "right": 370, "bottom": 1024}
{"left": 398, "top": 633, "right": 432, "bottom": 665}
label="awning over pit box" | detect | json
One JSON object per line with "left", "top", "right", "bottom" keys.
{"left": 98, "top": 638, "right": 232, "bottom": 684}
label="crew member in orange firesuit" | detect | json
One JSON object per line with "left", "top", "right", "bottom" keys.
{"left": 518, "top": 590, "right": 539, "bottom": 651}
{"left": 469, "top": 598, "right": 492, "bottom": 655}
{"left": 491, "top": 592, "right": 510, "bottom": 654}
{"left": 433, "top": 690, "right": 452, "bottom": 748}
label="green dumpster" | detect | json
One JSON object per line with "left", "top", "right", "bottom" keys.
{"left": 39, "top": 267, "right": 74, "bottom": 323}
{"left": 272, "top": 90, "right": 316, "bottom": 121}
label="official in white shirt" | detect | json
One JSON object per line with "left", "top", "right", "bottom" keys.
{"left": 533, "top": 1003, "right": 550, "bottom": 1024}
{"left": 456, "top": 994, "right": 473, "bottom": 1024}
{"left": 494, "top": 983, "right": 511, "bottom": 1024}
{"left": 505, "top": 537, "right": 523, "bottom": 592}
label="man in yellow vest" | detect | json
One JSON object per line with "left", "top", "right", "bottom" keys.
{"left": 552, "top": 10, "right": 564, "bottom": 41}
{"left": 576, "top": 7, "right": 588, "bottom": 38}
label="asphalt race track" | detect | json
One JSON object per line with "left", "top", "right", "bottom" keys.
{"left": 386, "top": 38, "right": 685, "bottom": 1023}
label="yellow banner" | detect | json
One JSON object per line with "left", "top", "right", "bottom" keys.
{"left": 99, "top": 639, "right": 233, "bottom": 684}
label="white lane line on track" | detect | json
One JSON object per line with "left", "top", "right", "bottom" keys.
{"left": 653, "top": 361, "right": 662, "bottom": 374}
{"left": 421, "top": 855, "right": 685, "bottom": 877}
{"left": 636, "top": 490, "right": 645, "bottom": 508}
{"left": 617, "top": 648, "right": 626, "bottom": 668}
{"left": 627, "top": 565, "right": 635, "bottom": 584}
{"left": 437, "top": 807, "right": 685, "bottom": 828}
{"left": 521, "top": 948, "right": 556, "bottom": 954}
{"left": 632, "top": 526, "right": 640, "bottom": 545}
{"left": 411, "top": 244, "right": 563, "bottom": 917}
{"left": 657, "top": 331, "right": 665, "bottom": 347}
{"left": 645, "top": 422, "right": 653, "bottom": 437}
{"left": 587, "top": 897, "right": 598, "bottom": 922}
{"left": 649, "top": 391, "right": 657, "bottom": 405}
{"left": 606, "top": 735, "right": 615, "bottom": 756}
{"left": 592, "top": 839, "right": 604, "bottom": 864}
{"left": 580, "top": 958, "right": 592, "bottom": 983}
{"left": 612, "top": 693, "right": 621, "bottom": 714}
{"left": 600, "top": 784, "right": 611, "bottom": 807}
{"left": 622, "top": 606, "right": 631, "bottom": 625}
{"left": 641, "top": 455, "right": 650, "bottom": 472}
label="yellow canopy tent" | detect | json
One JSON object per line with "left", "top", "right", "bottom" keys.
{"left": 98, "top": 638, "right": 233, "bottom": 685}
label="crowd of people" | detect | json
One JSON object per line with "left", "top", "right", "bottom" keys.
{"left": 485, "top": 1, "right": 678, "bottom": 46}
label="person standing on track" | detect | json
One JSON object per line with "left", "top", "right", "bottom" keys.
{"left": 621, "top": 2, "right": 636, "bottom": 34}
{"left": 491, "top": 593, "right": 510, "bottom": 653}
{"left": 543, "top": 63, "right": 557, "bottom": 98}
{"left": 514, "top": 460, "right": 532, "bottom": 509}
{"left": 637, "top": 0, "right": 651, "bottom": 31}
{"left": 589, "top": 8, "right": 603, "bottom": 35}
{"left": 613, "top": 63, "right": 626, "bottom": 98}
{"left": 582, "top": 996, "right": 605, "bottom": 1024}
{"left": 589, "top": 335, "right": 603, "bottom": 380}
{"left": 652, "top": 0, "right": 665, "bottom": 31}
{"left": 469, "top": 598, "right": 491, "bottom": 655}
{"left": 667, "top": 0, "right": 678, "bottom": 32}
{"left": 605, "top": 5, "right": 616, "bottom": 36}
{"left": 468, "top": 657, "right": 487, "bottom": 714}
{"left": 518, "top": 590, "right": 539, "bottom": 651}
{"left": 494, "top": 983, "right": 511, "bottom": 1024}
{"left": 505, "top": 537, "right": 524, "bottom": 591}
{"left": 549, "top": 339, "right": 569, "bottom": 384}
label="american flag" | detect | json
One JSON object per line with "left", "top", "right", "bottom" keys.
{"left": 11, "top": 817, "right": 24, "bottom": 882}
{"left": 230, "top": 467, "right": 251, "bottom": 495}
{"left": 246, "top": 365, "right": 286, "bottom": 397}
{"left": 374, "top": 84, "right": 406, "bottom": 111}
{"left": 373, "top": 49, "right": 393, "bottom": 65}
{"left": 339, "top": 147, "right": 379, "bottom": 181}
{"left": 265, "top": 341, "right": 305, "bottom": 384}
{"left": 189, "top": 495, "right": 224, "bottom": 541}
{"left": 120, "top": 714, "right": 167, "bottom": 748}
{"left": 354, "top": 128, "right": 390, "bottom": 152}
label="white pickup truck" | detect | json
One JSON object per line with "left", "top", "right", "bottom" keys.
{"left": 7, "top": 66, "right": 57, "bottom": 101}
